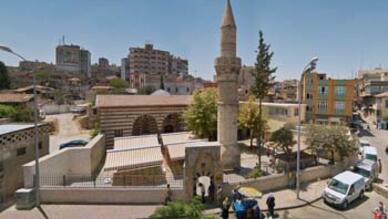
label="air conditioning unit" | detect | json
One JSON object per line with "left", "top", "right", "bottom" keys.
{"left": 15, "top": 188, "right": 36, "bottom": 210}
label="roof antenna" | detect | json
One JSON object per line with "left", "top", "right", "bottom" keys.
{"left": 62, "top": 35, "right": 65, "bottom": 45}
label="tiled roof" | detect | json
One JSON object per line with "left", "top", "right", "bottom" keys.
{"left": 0, "top": 93, "right": 34, "bottom": 103}
{"left": 96, "top": 95, "right": 192, "bottom": 108}
{"left": 104, "top": 146, "right": 163, "bottom": 171}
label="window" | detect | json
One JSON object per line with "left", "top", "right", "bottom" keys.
{"left": 114, "top": 130, "right": 123, "bottom": 137}
{"left": 319, "top": 86, "right": 328, "bottom": 95}
{"left": 16, "top": 147, "right": 26, "bottom": 156}
{"left": 335, "top": 101, "right": 345, "bottom": 113}
{"left": 385, "top": 99, "right": 388, "bottom": 108}
{"left": 335, "top": 86, "right": 345, "bottom": 96}
{"left": 186, "top": 87, "right": 190, "bottom": 93}
{"left": 318, "top": 101, "right": 327, "bottom": 112}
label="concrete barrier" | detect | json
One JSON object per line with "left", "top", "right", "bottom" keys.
{"left": 23, "top": 134, "right": 105, "bottom": 187}
{"left": 40, "top": 187, "right": 185, "bottom": 204}
{"left": 373, "top": 183, "right": 388, "bottom": 199}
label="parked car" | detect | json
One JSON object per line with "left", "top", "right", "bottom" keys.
{"left": 59, "top": 139, "right": 88, "bottom": 150}
{"left": 362, "top": 146, "right": 378, "bottom": 162}
{"left": 322, "top": 171, "right": 366, "bottom": 209}
{"left": 70, "top": 105, "right": 86, "bottom": 114}
{"left": 359, "top": 139, "right": 370, "bottom": 147}
{"left": 351, "top": 159, "right": 378, "bottom": 191}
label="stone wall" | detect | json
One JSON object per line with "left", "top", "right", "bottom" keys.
{"left": 40, "top": 187, "right": 185, "bottom": 204}
{"left": 223, "top": 162, "right": 354, "bottom": 196}
{"left": 23, "top": 134, "right": 105, "bottom": 187}
{"left": 99, "top": 106, "right": 186, "bottom": 148}
{"left": 1, "top": 124, "right": 50, "bottom": 203}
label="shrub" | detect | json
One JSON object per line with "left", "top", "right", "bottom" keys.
{"left": 150, "top": 197, "right": 210, "bottom": 219}
{"left": 248, "top": 168, "right": 263, "bottom": 179}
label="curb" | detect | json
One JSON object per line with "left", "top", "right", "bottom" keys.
{"left": 204, "top": 196, "right": 322, "bottom": 215}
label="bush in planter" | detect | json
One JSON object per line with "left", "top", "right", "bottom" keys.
{"left": 248, "top": 168, "right": 263, "bottom": 179}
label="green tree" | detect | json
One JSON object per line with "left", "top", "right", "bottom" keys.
{"left": 251, "top": 30, "right": 277, "bottom": 168}
{"left": 138, "top": 85, "right": 156, "bottom": 95}
{"left": 0, "top": 104, "right": 33, "bottom": 122}
{"left": 0, "top": 61, "right": 11, "bottom": 90}
{"left": 150, "top": 198, "right": 209, "bottom": 219}
{"left": 110, "top": 78, "right": 129, "bottom": 89}
{"left": 305, "top": 124, "right": 357, "bottom": 164}
{"left": 36, "top": 71, "right": 49, "bottom": 83}
{"left": 269, "top": 127, "right": 296, "bottom": 161}
{"left": 239, "top": 95, "right": 262, "bottom": 148}
{"left": 184, "top": 88, "right": 217, "bottom": 140}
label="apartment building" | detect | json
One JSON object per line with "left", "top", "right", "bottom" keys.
{"left": 55, "top": 44, "right": 91, "bottom": 77}
{"left": 375, "top": 92, "right": 388, "bottom": 129}
{"left": 302, "top": 72, "right": 356, "bottom": 124}
{"left": 357, "top": 68, "right": 388, "bottom": 107}
{"left": 128, "top": 44, "right": 188, "bottom": 76}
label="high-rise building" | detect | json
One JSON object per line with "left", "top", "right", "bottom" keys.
{"left": 98, "top": 57, "right": 109, "bottom": 70}
{"left": 55, "top": 44, "right": 91, "bottom": 77}
{"left": 128, "top": 44, "right": 188, "bottom": 75}
{"left": 120, "top": 58, "right": 129, "bottom": 80}
{"left": 215, "top": 0, "right": 241, "bottom": 170}
{"left": 301, "top": 72, "right": 356, "bottom": 124}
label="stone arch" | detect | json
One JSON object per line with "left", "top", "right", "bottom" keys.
{"left": 132, "top": 114, "right": 158, "bottom": 136}
{"left": 183, "top": 143, "right": 223, "bottom": 200}
{"left": 162, "top": 113, "right": 184, "bottom": 133}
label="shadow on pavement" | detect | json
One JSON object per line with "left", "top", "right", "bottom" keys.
{"left": 37, "top": 206, "right": 49, "bottom": 219}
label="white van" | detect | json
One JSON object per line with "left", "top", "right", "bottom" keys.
{"left": 351, "top": 159, "right": 378, "bottom": 191}
{"left": 323, "top": 171, "right": 366, "bottom": 209}
{"left": 362, "top": 146, "right": 378, "bottom": 162}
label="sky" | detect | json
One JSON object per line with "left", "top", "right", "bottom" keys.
{"left": 1, "top": 0, "right": 388, "bottom": 81}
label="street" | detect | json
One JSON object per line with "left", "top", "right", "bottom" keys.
{"left": 45, "top": 113, "right": 91, "bottom": 153}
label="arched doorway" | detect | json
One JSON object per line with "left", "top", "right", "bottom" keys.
{"left": 183, "top": 144, "right": 223, "bottom": 201}
{"left": 132, "top": 115, "right": 158, "bottom": 136}
{"left": 162, "top": 113, "right": 184, "bottom": 133}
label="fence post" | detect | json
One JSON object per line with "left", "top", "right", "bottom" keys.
{"left": 62, "top": 175, "right": 66, "bottom": 187}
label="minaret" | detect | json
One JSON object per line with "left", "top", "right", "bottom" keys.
{"left": 215, "top": 0, "right": 241, "bottom": 170}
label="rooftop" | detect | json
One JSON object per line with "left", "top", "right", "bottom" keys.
{"left": 0, "top": 93, "right": 34, "bottom": 103}
{"left": 0, "top": 124, "right": 41, "bottom": 136}
{"left": 333, "top": 171, "right": 363, "bottom": 185}
{"left": 96, "top": 95, "right": 192, "bottom": 108}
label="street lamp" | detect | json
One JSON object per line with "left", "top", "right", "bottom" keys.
{"left": 0, "top": 45, "right": 41, "bottom": 207}
{"left": 296, "top": 56, "right": 318, "bottom": 199}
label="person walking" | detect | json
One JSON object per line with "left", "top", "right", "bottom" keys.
{"left": 208, "top": 180, "right": 216, "bottom": 203}
{"left": 266, "top": 193, "right": 276, "bottom": 218}
{"left": 379, "top": 201, "right": 387, "bottom": 219}
{"left": 373, "top": 207, "right": 383, "bottom": 219}
{"left": 253, "top": 204, "right": 261, "bottom": 219}
{"left": 233, "top": 197, "right": 245, "bottom": 219}
{"left": 217, "top": 185, "right": 223, "bottom": 206}
{"left": 164, "top": 184, "right": 172, "bottom": 205}
{"left": 199, "top": 183, "right": 206, "bottom": 204}
{"left": 221, "top": 197, "right": 230, "bottom": 219}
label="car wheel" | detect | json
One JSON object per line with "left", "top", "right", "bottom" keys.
{"left": 359, "top": 190, "right": 364, "bottom": 198}
{"left": 342, "top": 200, "right": 348, "bottom": 209}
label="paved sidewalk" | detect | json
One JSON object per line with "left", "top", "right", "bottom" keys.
{"left": 205, "top": 180, "right": 326, "bottom": 215}
{"left": 0, "top": 204, "right": 161, "bottom": 219}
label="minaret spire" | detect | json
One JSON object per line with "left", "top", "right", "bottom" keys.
{"left": 222, "top": 0, "right": 236, "bottom": 28}
{"left": 220, "top": 0, "right": 237, "bottom": 58}
{"left": 215, "top": 0, "right": 242, "bottom": 170}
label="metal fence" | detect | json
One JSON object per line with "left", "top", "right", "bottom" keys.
{"left": 40, "top": 174, "right": 184, "bottom": 188}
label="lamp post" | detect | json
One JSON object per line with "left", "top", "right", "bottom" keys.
{"left": 296, "top": 57, "right": 318, "bottom": 199}
{"left": 0, "top": 45, "right": 41, "bottom": 206}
